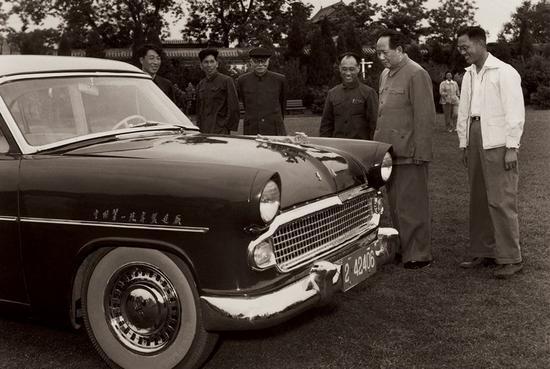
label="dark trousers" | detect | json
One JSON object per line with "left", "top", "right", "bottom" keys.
{"left": 467, "top": 120, "right": 522, "bottom": 264}
{"left": 386, "top": 163, "right": 432, "bottom": 263}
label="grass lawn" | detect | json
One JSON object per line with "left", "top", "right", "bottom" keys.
{"left": 205, "top": 109, "right": 550, "bottom": 369}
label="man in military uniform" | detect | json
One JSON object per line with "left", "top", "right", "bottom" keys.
{"left": 375, "top": 30, "right": 436, "bottom": 269}
{"left": 137, "top": 44, "right": 183, "bottom": 106}
{"left": 320, "top": 52, "right": 378, "bottom": 140}
{"left": 195, "top": 48, "right": 240, "bottom": 134}
{"left": 236, "top": 47, "right": 287, "bottom": 135}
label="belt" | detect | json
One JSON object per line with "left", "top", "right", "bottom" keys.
{"left": 471, "top": 116, "right": 481, "bottom": 121}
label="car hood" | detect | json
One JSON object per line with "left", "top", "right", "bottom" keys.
{"left": 68, "top": 132, "right": 383, "bottom": 208}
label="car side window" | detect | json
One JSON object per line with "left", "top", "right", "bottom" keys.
{"left": 0, "top": 128, "right": 8, "bottom": 153}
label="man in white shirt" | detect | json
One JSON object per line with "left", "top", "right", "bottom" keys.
{"left": 456, "top": 26, "right": 524, "bottom": 278}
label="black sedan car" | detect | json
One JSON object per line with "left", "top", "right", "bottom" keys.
{"left": 0, "top": 55, "right": 398, "bottom": 369}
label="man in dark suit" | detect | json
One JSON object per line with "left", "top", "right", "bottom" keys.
{"left": 137, "top": 44, "right": 182, "bottom": 105}
{"left": 195, "top": 48, "right": 240, "bottom": 134}
{"left": 236, "top": 47, "right": 287, "bottom": 135}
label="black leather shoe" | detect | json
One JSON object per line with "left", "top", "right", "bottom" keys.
{"left": 404, "top": 260, "right": 431, "bottom": 269}
{"left": 459, "top": 257, "right": 493, "bottom": 269}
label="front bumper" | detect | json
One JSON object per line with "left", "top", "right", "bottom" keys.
{"left": 201, "top": 227, "right": 399, "bottom": 331}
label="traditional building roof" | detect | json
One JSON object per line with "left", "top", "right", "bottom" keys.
{"left": 310, "top": 1, "right": 346, "bottom": 23}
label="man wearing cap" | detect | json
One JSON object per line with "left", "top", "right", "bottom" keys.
{"left": 237, "top": 47, "right": 287, "bottom": 135}
{"left": 137, "top": 44, "right": 183, "bottom": 107}
{"left": 320, "top": 52, "right": 378, "bottom": 140}
{"left": 196, "top": 48, "right": 240, "bottom": 134}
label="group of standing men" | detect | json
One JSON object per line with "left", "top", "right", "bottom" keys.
{"left": 321, "top": 27, "right": 524, "bottom": 278}
{"left": 138, "top": 25, "right": 525, "bottom": 278}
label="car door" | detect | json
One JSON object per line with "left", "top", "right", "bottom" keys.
{"left": 0, "top": 124, "right": 28, "bottom": 305}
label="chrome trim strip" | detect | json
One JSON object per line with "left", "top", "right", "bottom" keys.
{"left": 20, "top": 217, "right": 209, "bottom": 233}
{"left": 0, "top": 216, "right": 18, "bottom": 222}
{"left": 248, "top": 185, "right": 376, "bottom": 271}
{"left": 0, "top": 72, "right": 150, "bottom": 85}
{"left": 0, "top": 298, "right": 30, "bottom": 307}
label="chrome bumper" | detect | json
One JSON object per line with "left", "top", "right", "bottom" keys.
{"left": 201, "top": 227, "right": 399, "bottom": 331}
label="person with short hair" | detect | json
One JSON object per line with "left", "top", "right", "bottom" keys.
{"left": 195, "top": 48, "right": 240, "bottom": 134}
{"left": 439, "top": 71, "right": 460, "bottom": 132}
{"left": 456, "top": 26, "right": 525, "bottom": 278}
{"left": 375, "top": 29, "right": 436, "bottom": 269}
{"left": 320, "top": 52, "right": 378, "bottom": 140}
{"left": 136, "top": 44, "right": 181, "bottom": 104}
{"left": 236, "top": 47, "right": 287, "bottom": 135}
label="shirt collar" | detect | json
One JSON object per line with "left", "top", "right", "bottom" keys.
{"left": 388, "top": 54, "right": 409, "bottom": 77}
{"left": 465, "top": 52, "right": 500, "bottom": 72}
{"left": 343, "top": 79, "right": 359, "bottom": 89}
{"left": 206, "top": 71, "right": 218, "bottom": 81}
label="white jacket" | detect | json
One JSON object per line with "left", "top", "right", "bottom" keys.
{"left": 457, "top": 53, "right": 524, "bottom": 149}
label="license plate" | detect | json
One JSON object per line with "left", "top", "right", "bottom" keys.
{"left": 339, "top": 245, "right": 377, "bottom": 292}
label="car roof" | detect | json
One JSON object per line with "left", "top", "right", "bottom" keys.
{"left": 0, "top": 55, "right": 146, "bottom": 78}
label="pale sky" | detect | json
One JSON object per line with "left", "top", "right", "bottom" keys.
{"left": 306, "top": 0, "right": 524, "bottom": 41}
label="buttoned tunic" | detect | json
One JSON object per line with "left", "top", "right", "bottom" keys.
{"left": 374, "top": 55, "right": 435, "bottom": 164}
{"left": 374, "top": 55, "right": 435, "bottom": 264}
{"left": 237, "top": 71, "right": 287, "bottom": 135}
{"left": 196, "top": 72, "right": 240, "bottom": 134}
{"left": 320, "top": 80, "right": 378, "bottom": 140}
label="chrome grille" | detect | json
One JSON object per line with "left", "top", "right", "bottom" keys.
{"left": 272, "top": 190, "right": 375, "bottom": 271}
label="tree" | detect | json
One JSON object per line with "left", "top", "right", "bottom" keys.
{"left": 379, "top": 0, "right": 429, "bottom": 43}
{"left": 498, "top": 0, "right": 550, "bottom": 59}
{"left": 307, "top": 18, "right": 338, "bottom": 86}
{"left": 427, "top": 0, "right": 477, "bottom": 45}
{"left": 336, "top": 22, "right": 363, "bottom": 57}
{"left": 10, "top": 0, "right": 176, "bottom": 53}
{"left": 285, "top": 2, "right": 312, "bottom": 59}
{"left": 7, "top": 28, "right": 60, "bottom": 54}
{"left": 180, "top": 0, "right": 305, "bottom": 47}
{"left": 0, "top": 1, "right": 9, "bottom": 34}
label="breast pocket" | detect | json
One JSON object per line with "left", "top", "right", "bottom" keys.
{"left": 333, "top": 98, "right": 347, "bottom": 117}
{"left": 385, "top": 88, "right": 407, "bottom": 108}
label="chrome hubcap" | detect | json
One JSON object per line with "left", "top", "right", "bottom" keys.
{"left": 105, "top": 263, "right": 181, "bottom": 354}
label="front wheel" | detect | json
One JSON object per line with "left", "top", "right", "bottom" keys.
{"left": 81, "top": 247, "right": 218, "bottom": 369}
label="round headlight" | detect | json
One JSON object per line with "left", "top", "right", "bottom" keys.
{"left": 381, "top": 152, "right": 393, "bottom": 182}
{"left": 260, "top": 180, "right": 280, "bottom": 223}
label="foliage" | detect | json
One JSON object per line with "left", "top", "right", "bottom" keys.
{"left": 0, "top": 1, "right": 8, "bottom": 34}
{"left": 427, "top": 0, "right": 477, "bottom": 45}
{"left": 336, "top": 22, "right": 363, "bottom": 58}
{"left": 303, "top": 85, "right": 330, "bottom": 113}
{"left": 307, "top": 18, "right": 337, "bottom": 87}
{"left": 181, "top": 0, "right": 309, "bottom": 47}
{"left": 499, "top": 0, "right": 550, "bottom": 45}
{"left": 7, "top": 28, "right": 59, "bottom": 54}
{"left": 10, "top": 0, "right": 176, "bottom": 54}
{"left": 531, "top": 85, "right": 550, "bottom": 108}
{"left": 283, "top": 57, "right": 308, "bottom": 100}
{"left": 379, "top": 0, "right": 429, "bottom": 43}
{"left": 285, "top": 2, "right": 311, "bottom": 59}
{"left": 516, "top": 54, "right": 550, "bottom": 105}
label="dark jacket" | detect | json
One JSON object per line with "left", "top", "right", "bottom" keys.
{"left": 236, "top": 71, "right": 287, "bottom": 136}
{"left": 196, "top": 72, "right": 240, "bottom": 134}
{"left": 374, "top": 55, "right": 435, "bottom": 163}
{"left": 320, "top": 80, "right": 378, "bottom": 140}
{"left": 154, "top": 75, "right": 185, "bottom": 108}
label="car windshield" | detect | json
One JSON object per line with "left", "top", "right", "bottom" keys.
{"left": 0, "top": 75, "right": 196, "bottom": 147}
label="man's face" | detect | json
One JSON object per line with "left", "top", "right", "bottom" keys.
{"left": 201, "top": 54, "right": 219, "bottom": 77}
{"left": 457, "top": 35, "right": 484, "bottom": 65}
{"left": 339, "top": 56, "right": 360, "bottom": 84}
{"left": 250, "top": 57, "right": 270, "bottom": 76}
{"left": 140, "top": 49, "right": 161, "bottom": 76}
{"left": 376, "top": 36, "right": 402, "bottom": 69}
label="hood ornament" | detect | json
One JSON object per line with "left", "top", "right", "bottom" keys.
{"left": 254, "top": 132, "right": 310, "bottom": 148}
